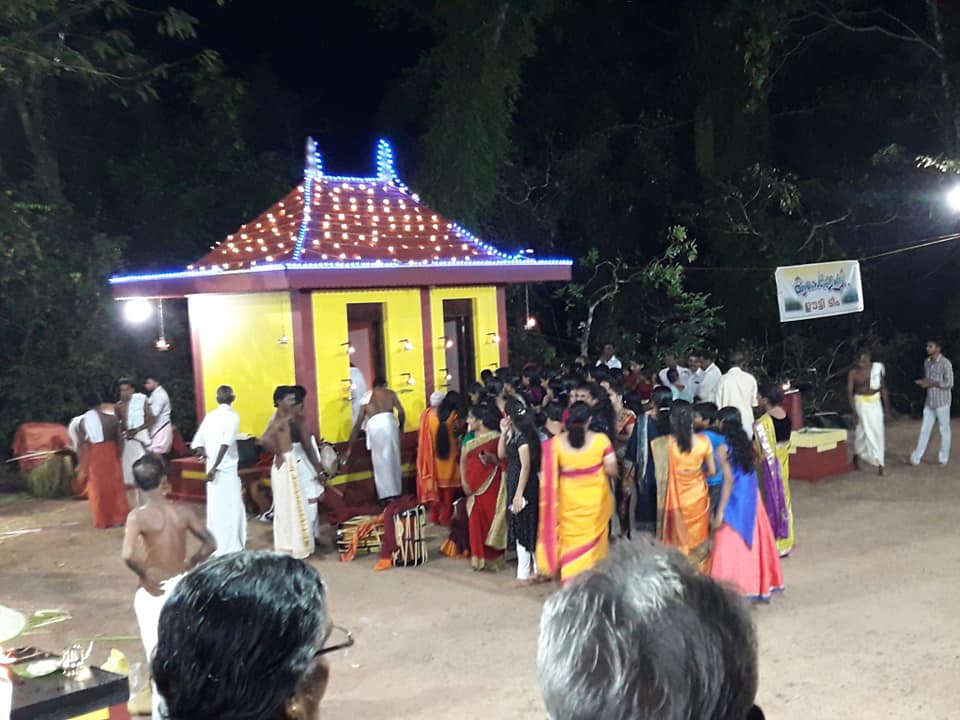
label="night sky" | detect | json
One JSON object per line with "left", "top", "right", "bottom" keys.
{"left": 186, "top": 0, "right": 428, "bottom": 172}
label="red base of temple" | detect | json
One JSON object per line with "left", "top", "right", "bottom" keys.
{"left": 791, "top": 442, "right": 855, "bottom": 483}
{"left": 166, "top": 433, "right": 418, "bottom": 512}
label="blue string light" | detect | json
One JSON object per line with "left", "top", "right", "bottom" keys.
{"left": 109, "top": 257, "right": 572, "bottom": 285}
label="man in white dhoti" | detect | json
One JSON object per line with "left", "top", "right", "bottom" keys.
{"left": 346, "top": 376, "right": 405, "bottom": 501}
{"left": 191, "top": 385, "right": 246, "bottom": 554}
{"left": 290, "top": 385, "right": 332, "bottom": 541}
{"left": 145, "top": 375, "right": 173, "bottom": 455}
{"left": 261, "top": 386, "right": 322, "bottom": 558}
{"left": 118, "top": 378, "right": 154, "bottom": 505}
{"left": 848, "top": 351, "right": 889, "bottom": 475}
{"left": 122, "top": 454, "right": 216, "bottom": 719}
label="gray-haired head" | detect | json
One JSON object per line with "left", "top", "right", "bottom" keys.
{"left": 537, "top": 540, "right": 758, "bottom": 720}
{"left": 216, "top": 385, "right": 236, "bottom": 405}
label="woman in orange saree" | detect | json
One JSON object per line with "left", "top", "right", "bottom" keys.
{"left": 460, "top": 403, "right": 508, "bottom": 571}
{"left": 433, "top": 392, "right": 463, "bottom": 526}
{"left": 661, "top": 401, "right": 716, "bottom": 572}
{"left": 536, "top": 402, "right": 620, "bottom": 583}
{"left": 415, "top": 393, "right": 442, "bottom": 512}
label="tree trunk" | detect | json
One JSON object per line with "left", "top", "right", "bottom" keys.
{"left": 10, "top": 71, "right": 65, "bottom": 205}
{"left": 926, "top": 0, "right": 960, "bottom": 154}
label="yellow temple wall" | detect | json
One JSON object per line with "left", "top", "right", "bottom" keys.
{"left": 427, "top": 286, "right": 501, "bottom": 390}
{"left": 311, "top": 288, "right": 426, "bottom": 444}
{"left": 188, "top": 292, "right": 295, "bottom": 436}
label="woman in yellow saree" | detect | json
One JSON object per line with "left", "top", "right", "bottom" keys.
{"left": 755, "top": 385, "right": 795, "bottom": 557}
{"left": 536, "top": 402, "right": 620, "bottom": 583}
{"left": 660, "top": 401, "right": 716, "bottom": 572}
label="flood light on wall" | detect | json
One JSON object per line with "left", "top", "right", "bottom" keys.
{"left": 487, "top": 332, "right": 501, "bottom": 345}
{"left": 439, "top": 335, "right": 454, "bottom": 349}
{"left": 123, "top": 297, "right": 153, "bottom": 324}
{"left": 341, "top": 341, "right": 356, "bottom": 355}
{"left": 399, "top": 338, "right": 414, "bottom": 351}
{"left": 341, "top": 378, "right": 354, "bottom": 400}
{"left": 401, "top": 372, "right": 415, "bottom": 386}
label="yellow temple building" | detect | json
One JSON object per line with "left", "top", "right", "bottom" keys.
{"left": 110, "top": 138, "right": 571, "bottom": 495}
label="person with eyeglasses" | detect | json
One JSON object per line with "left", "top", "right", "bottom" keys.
{"left": 152, "top": 551, "right": 352, "bottom": 720}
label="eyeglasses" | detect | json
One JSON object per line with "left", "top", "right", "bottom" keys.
{"left": 315, "top": 624, "right": 354, "bottom": 657}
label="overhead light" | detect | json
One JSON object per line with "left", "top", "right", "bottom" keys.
{"left": 123, "top": 298, "right": 153, "bottom": 324}
{"left": 948, "top": 186, "right": 960, "bottom": 212}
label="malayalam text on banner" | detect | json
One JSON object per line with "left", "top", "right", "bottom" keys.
{"left": 774, "top": 260, "right": 863, "bottom": 323}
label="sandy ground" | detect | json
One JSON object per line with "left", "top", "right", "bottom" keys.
{"left": 2, "top": 418, "right": 960, "bottom": 719}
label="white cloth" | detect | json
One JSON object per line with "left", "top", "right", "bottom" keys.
{"left": 658, "top": 366, "right": 692, "bottom": 387}
{"left": 133, "top": 572, "right": 184, "bottom": 720}
{"left": 690, "top": 369, "right": 703, "bottom": 399}
{"left": 68, "top": 415, "right": 84, "bottom": 450}
{"left": 366, "top": 411, "right": 402, "bottom": 499}
{"left": 597, "top": 355, "right": 622, "bottom": 369}
{"left": 149, "top": 386, "right": 173, "bottom": 454}
{"left": 122, "top": 430, "right": 151, "bottom": 488}
{"left": 292, "top": 441, "right": 324, "bottom": 541}
{"left": 191, "top": 404, "right": 240, "bottom": 475}
{"left": 192, "top": 404, "right": 244, "bottom": 553}
{"left": 82, "top": 409, "right": 104, "bottom": 443}
{"left": 698, "top": 363, "right": 723, "bottom": 404}
{"left": 272, "top": 449, "right": 314, "bottom": 559}
{"left": 854, "top": 394, "right": 885, "bottom": 467}
{"left": 911, "top": 405, "right": 951, "bottom": 466}
{"left": 716, "top": 367, "right": 758, "bottom": 439}
{"left": 350, "top": 366, "right": 369, "bottom": 425}
{"left": 126, "top": 393, "right": 148, "bottom": 429}
{"left": 205, "top": 468, "right": 246, "bottom": 554}
{"left": 870, "top": 362, "right": 885, "bottom": 391}
{"left": 516, "top": 541, "right": 537, "bottom": 581}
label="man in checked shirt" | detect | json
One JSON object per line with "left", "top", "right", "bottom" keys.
{"left": 910, "top": 339, "right": 954, "bottom": 466}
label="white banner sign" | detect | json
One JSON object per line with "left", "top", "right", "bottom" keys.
{"left": 775, "top": 260, "right": 864, "bottom": 323}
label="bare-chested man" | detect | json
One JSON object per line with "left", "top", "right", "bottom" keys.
{"left": 847, "top": 350, "right": 890, "bottom": 475}
{"left": 345, "top": 376, "right": 405, "bottom": 501}
{"left": 261, "top": 385, "right": 329, "bottom": 558}
{"left": 122, "top": 454, "right": 216, "bottom": 720}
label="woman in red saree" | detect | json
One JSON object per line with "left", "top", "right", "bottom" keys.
{"left": 459, "top": 403, "right": 508, "bottom": 571}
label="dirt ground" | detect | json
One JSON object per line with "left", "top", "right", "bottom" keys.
{"left": 2, "top": 418, "right": 959, "bottom": 719}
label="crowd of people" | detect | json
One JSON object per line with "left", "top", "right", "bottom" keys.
{"left": 70, "top": 339, "right": 953, "bottom": 719}
{"left": 415, "top": 346, "right": 793, "bottom": 600}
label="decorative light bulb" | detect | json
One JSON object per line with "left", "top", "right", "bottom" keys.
{"left": 123, "top": 298, "right": 154, "bottom": 324}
